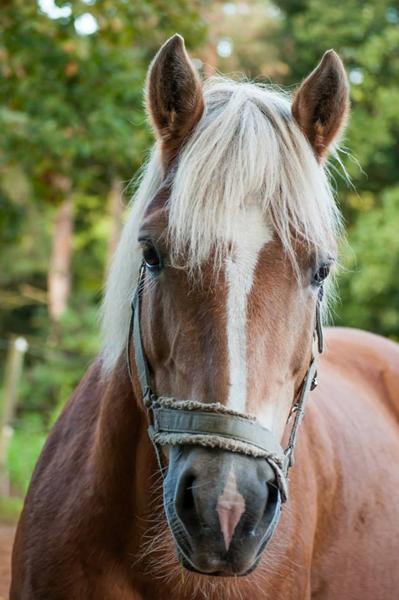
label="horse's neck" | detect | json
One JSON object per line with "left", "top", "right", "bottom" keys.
{"left": 93, "top": 357, "right": 161, "bottom": 551}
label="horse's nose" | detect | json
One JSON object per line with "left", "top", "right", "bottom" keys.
{"left": 175, "top": 463, "right": 268, "bottom": 550}
{"left": 167, "top": 447, "right": 278, "bottom": 575}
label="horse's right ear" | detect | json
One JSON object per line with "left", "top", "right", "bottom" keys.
{"left": 146, "top": 34, "right": 204, "bottom": 166}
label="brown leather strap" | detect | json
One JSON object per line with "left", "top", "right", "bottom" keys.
{"left": 283, "top": 357, "right": 318, "bottom": 472}
{"left": 127, "top": 262, "right": 152, "bottom": 403}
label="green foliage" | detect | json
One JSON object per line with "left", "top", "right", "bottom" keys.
{"left": 0, "top": 1, "right": 208, "bottom": 499}
{"left": 19, "top": 302, "right": 99, "bottom": 421}
{"left": 0, "top": 0, "right": 207, "bottom": 200}
{"left": 275, "top": 0, "right": 399, "bottom": 337}
{"left": 337, "top": 185, "right": 399, "bottom": 337}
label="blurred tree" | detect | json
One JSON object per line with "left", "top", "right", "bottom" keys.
{"left": 0, "top": 1, "right": 208, "bottom": 478}
{"left": 337, "top": 185, "right": 399, "bottom": 335}
{"left": 273, "top": 0, "right": 399, "bottom": 338}
{"left": 0, "top": 0, "right": 207, "bottom": 322}
{"left": 197, "top": 2, "right": 287, "bottom": 80}
{"left": 276, "top": 0, "right": 399, "bottom": 196}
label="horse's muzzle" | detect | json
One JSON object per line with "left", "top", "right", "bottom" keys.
{"left": 163, "top": 446, "right": 282, "bottom": 576}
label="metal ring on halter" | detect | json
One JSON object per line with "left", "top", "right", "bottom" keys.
{"left": 126, "top": 260, "right": 324, "bottom": 502}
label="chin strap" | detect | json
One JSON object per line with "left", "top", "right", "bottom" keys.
{"left": 126, "top": 261, "right": 324, "bottom": 501}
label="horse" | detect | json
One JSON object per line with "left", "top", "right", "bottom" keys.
{"left": 11, "top": 35, "right": 399, "bottom": 599}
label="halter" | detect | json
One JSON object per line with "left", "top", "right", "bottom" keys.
{"left": 127, "top": 261, "right": 324, "bottom": 507}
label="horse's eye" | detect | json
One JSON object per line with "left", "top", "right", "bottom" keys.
{"left": 312, "top": 263, "right": 331, "bottom": 286}
{"left": 142, "top": 241, "right": 162, "bottom": 272}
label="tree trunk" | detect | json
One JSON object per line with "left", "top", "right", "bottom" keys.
{"left": 203, "top": 41, "right": 218, "bottom": 78}
{"left": 48, "top": 197, "right": 74, "bottom": 323}
{"left": 201, "top": 3, "right": 220, "bottom": 78}
{"left": 106, "top": 178, "right": 124, "bottom": 275}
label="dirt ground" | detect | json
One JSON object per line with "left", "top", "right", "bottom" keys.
{"left": 0, "top": 524, "right": 15, "bottom": 599}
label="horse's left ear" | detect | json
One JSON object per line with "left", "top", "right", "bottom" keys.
{"left": 146, "top": 34, "right": 204, "bottom": 166}
{"left": 292, "top": 50, "right": 349, "bottom": 161}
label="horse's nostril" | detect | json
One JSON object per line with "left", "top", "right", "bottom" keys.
{"left": 175, "top": 472, "right": 198, "bottom": 528}
{"left": 263, "top": 482, "right": 279, "bottom": 521}
{"left": 181, "top": 475, "right": 196, "bottom": 511}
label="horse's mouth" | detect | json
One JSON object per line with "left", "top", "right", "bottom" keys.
{"left": 177, "top": 548, "right": 262, "bottom": 577}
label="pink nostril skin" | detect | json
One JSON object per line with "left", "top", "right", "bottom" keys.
{"left": 216, "top": 466, "right": 246, "bottom": 551}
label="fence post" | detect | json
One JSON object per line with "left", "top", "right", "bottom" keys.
{"left": 0, "top": 336, "right": 28, "bottom": 496}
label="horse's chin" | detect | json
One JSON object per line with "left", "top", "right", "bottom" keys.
{"left": 177, "top": 549, "right": 261, "bottom": 578}
{"left": 165, "top": 505, "right": 261, "bottom": 577}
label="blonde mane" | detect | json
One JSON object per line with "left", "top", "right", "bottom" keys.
{"left": 101, "top": 77, "right": 342, "bottom": 372}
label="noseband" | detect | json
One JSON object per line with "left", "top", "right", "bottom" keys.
{"left": 127, "top": 261, "right": 323, "bottom": 550}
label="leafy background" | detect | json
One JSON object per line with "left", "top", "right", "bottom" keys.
{"left": 1, "top": 0, "right": 398, "bottom": 501}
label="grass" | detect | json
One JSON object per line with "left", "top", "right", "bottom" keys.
{"left": 0, "top": 495, "right": 22, "bottom": 524}
{"left": 0, "top": 422, "right": 45, "bottom": 524}
{"left": 7, "top": 422, "right": 46, "bottom": 497}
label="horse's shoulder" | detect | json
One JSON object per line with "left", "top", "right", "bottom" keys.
{"left": 12, "top": 359, "right": 109, "bottom": 592}
{"left": 302, "top": 328, "right": 399, "bottom": 480}
{"left": 304, "top": 328, "right": 399, "bottom": 589}
{"left": 322, "top": 326, "right": 399, "bottom": 421}
{"left": 324, "top": 326, "right": 399, "bottom": 358}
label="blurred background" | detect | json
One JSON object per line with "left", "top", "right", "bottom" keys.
{"left": 0, "top": 0, "right": 398, "bottom": 518}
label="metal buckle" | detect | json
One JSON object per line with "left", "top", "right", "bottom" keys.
{"left": 310, "top": 372, "right": 318, "bottom": 391}
{"left": 143, "top": 387, "right": 153, "bottom": 408}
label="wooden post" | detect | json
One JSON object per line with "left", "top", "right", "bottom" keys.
{"left": 0, "top": 336, "right": 28, "bottom": 496}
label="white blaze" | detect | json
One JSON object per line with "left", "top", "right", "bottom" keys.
{"left": 216, "top": 465, "right": 246, "bottom": 551}
{"left": 225, "top": 206, "right": 272, "bottom": 412}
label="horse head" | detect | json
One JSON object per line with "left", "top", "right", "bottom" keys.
{"left": 103, "top": 34, "right": 349, "bottom": 577}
